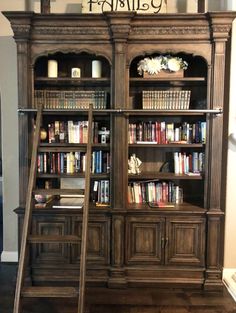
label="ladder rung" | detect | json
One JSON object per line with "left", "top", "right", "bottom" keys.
{"left": 33, "top": 188, "right": 84, "bottom": 196}
{"left": 28, "top": 235, "right": 81, "bottom": 243}
{"left": 21, "top": 286, "right": 79, "bottom": 298}
{"left": 38, "top": 145, "right": 87, "bottom": 152}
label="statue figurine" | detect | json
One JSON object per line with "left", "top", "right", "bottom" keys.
{"left": 128, "top": 154, "right": 142, "bottom": 175}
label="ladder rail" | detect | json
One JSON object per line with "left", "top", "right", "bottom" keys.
{"left": 78, "top": 104, "right": 93, "bottom": 313}
{"left": 13, "top": 106, "right": 43, "bottom": 313}
{"left": 14, "top": 104, "right": 92, "bottom": 313}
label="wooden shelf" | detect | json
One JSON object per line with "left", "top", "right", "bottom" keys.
{"left": 37, "top": 173, "right": 110, "bottom": 179}
{"left": 28, "top": 235, "right": 81, "bottom": 243}
{"left": 129, "top": 143, "right": 204, "bottom": 148}
{"left": 22, "top": 286, "right": 79, "bottom": 298}
{"left": 128, "top": 172, "right": 203, "bottom": 180}
{"left": 130, "top": 77, "right": 206, "bottom": 82}
{"left": 33, "top": 189, "right": 84, "bottom": 196}
{"left": 127, "top": 109, "right": 209, "bottom": 116}
{"left": 38, "top": 143, "right": 109, "bottom": 152}
{"left": 18, "top": 108, "right": 221, "bottom": 116}
{"left": 127, "top": 202, "right": 206, "bottom": 213}
{"left": 34, "top": 77, "right": 110, "bottom": 87}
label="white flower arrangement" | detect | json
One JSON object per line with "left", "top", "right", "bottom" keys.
{"left": 137, "top": 55, "right": 188, "bottom": 76}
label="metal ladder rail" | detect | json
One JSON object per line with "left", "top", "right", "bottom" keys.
{"left": 78, "top": 103, "right": 93, "bottom": 313}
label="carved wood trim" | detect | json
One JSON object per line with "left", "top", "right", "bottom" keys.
{"left": 33, "top": 26, "right": 109, "bottom": 36}
{"left": 131, "top": 26, "right": 209, "bottom": 36}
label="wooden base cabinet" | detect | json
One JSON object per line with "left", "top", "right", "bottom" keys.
{"left": 124, "top": 214, "right": 205, "bottom": 287}
{"left": 5, "top": 10, "right": 236, "bottom": 292}
{"left": 126, "top": 215, "right": 205, "bottom": 267}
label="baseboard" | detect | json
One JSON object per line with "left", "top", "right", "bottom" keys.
{"left": 223, "top": 268, "right": 236, "bottom": 302}
{"left": 0, "top": 250, "right": 18, "bottom": 262}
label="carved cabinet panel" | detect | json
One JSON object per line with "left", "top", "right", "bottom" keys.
{"left": 31, "top": 215, "right": 70, "bottom": 264}
{"left": 71, "top": 214, "right": 111, "bottom": 265}
{"left": 126, "top": 216, "right": 165, "bottom": 265}
{"left": 165, "top": 217, "right": 206, "bottom": 266}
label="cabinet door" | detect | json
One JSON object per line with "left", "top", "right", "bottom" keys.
{"left": 165, "top": 217, "right": 205, "bottom": 266}
{"left": 126, "top": 216, "right": 165, "bottom": 265}
{"left": 31, "top": 215, "right": 70, "bottom": 264}
{"left": 71, "top": 215, "right": 110, "bottom": 265}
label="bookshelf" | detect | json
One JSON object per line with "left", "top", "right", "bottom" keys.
{"left": 4, "top": 10, "right": 236, "bottom": 291}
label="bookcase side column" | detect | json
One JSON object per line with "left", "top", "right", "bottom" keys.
{"left": 10, "top": 15, "right": 33, "bottom": 208}
{"left": 205, "top": 14, "right": 234, "bottom": 289}
{"left": 106, "top": 13, "right": 134, "bottom": 287}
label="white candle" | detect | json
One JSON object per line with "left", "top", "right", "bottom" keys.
{"left": 92, "top": 60, "right": 102, "bottom": 78}
{"left": 48, "top": 60, "right": 58, "bottom": 78}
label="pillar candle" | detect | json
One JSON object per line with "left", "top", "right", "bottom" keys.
{"left": 71, "top": 67, "right": 81, "bottom": 78}
{"left": 48, "top": 60, "right": 58, "bottom": 78}
{"left": 92, "top": 60, "right": 102, "bottom": 78}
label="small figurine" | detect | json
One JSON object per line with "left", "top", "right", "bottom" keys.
{"left": 128, "top": 154, "right": 142, "bottom": 175}
{"left": 98, "top": 127, "right": 110, "bottom": 144}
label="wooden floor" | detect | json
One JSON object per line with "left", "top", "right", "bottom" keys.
{"left": 1, "top": 263, "right": 236, "bottom": 313}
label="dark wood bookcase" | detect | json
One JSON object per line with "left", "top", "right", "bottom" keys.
{"left": 3, "top": 10, "right": 236, "bottom": 290}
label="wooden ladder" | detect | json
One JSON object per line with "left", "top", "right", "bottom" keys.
{"left": 13, "top": 104, "right": 93, "bottom": 313}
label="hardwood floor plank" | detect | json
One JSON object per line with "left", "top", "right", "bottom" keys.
{"left": 1, "top": 264, "right": 236, "bottom": 313}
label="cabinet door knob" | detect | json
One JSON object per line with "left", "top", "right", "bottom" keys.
{"left": 165, "top": 237, "right": 169, "bottom": 247}
{"left": 161, "top": 237, "right": 165, "bottom": 249}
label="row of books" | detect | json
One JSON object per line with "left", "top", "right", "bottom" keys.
{"left": 37, "top": 152, "right": 86, "bottom": 174}
{"left": 48, "top": 120, "right": 88, "bottom": 144}
{"left": 129, "top": 121, "right": 206, "bottom": 144}
{"left": 142, "top": 90, "right": 191, "bottom": 110}
{"left": 91, "top": 151, "right": 110, "bottom": 174}
{"left": 37, "top": 151, "right": 110, "bottom": 174}
{"left": 128, "top": 181, "right": 183, "bottom": 204}
{"left": 47, "top": 120, "right": 110, "bottom": 144}
{"left": 34, "top": 90, "right": 108, "bottom": 109}
{"left": 173, "top": 152, "right": 205, "bottom": 175}
{"left": 91, "top": 180, "right": 110, "bottom": 205}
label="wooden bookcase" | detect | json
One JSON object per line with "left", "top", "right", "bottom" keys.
{"left": 4, "top": 10, "right": 236, "bottom": 290}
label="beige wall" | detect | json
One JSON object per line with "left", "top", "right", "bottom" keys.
{"left": 0, "top": 2, "right": 23, "bottom": 261}
{"left": 224, "top": 3, "right": 236, "bottom": 269}
{"left": 0, "top": 0, "right": 236, "bottom": 267}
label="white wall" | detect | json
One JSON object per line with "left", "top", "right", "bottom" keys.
{"left": 0, "top": 2, "right": 23, "bottom": 262}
